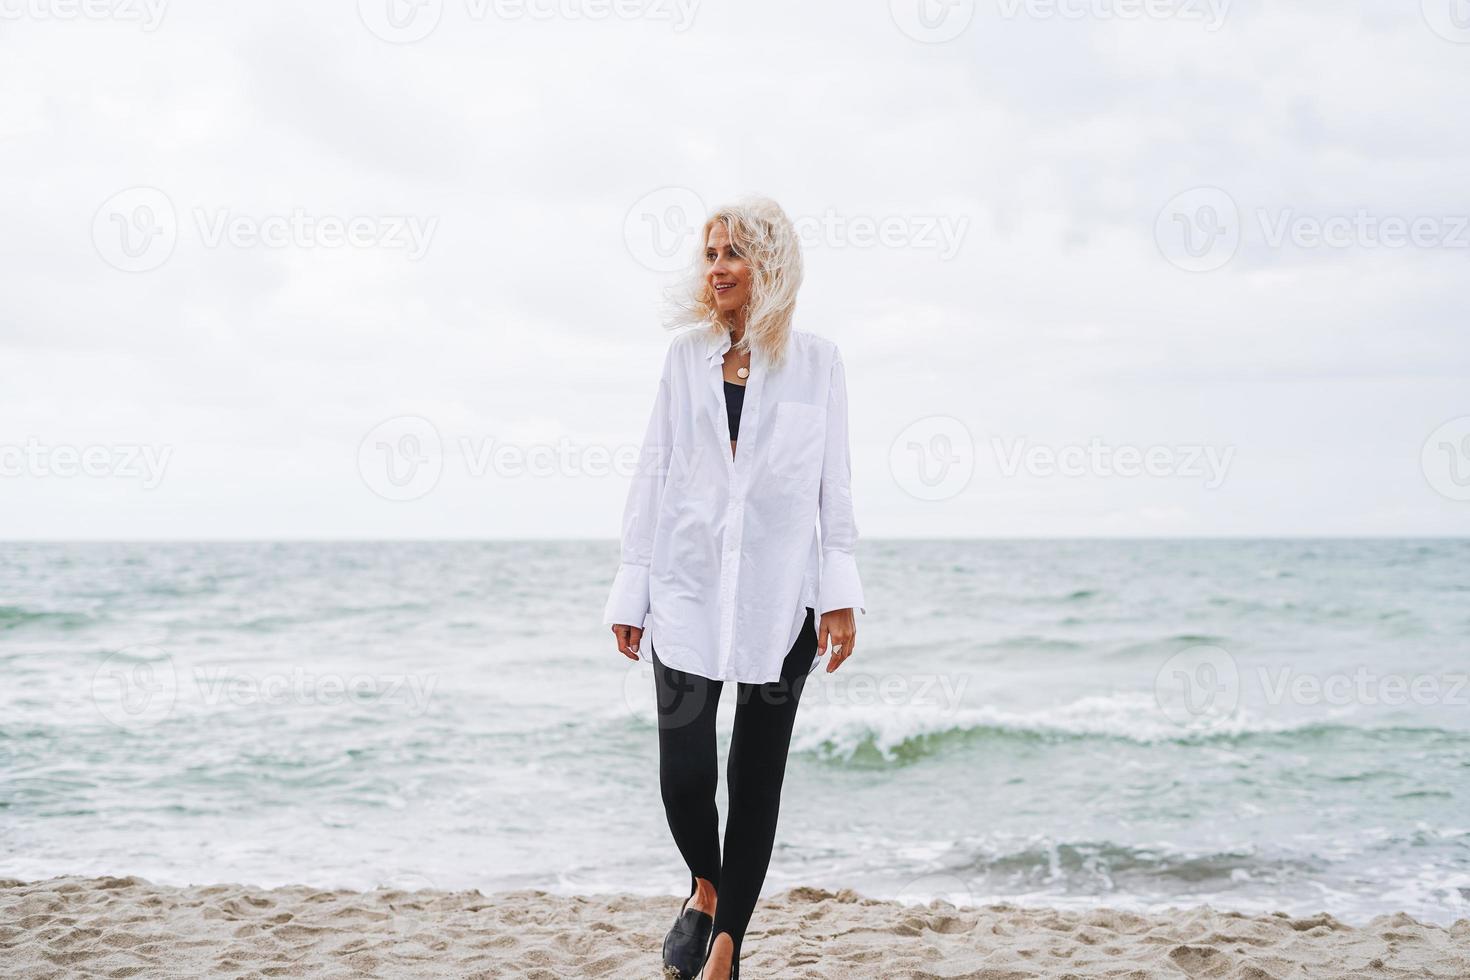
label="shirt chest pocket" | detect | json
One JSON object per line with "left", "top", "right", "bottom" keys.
{"left": 766, "top": 401, "right": 825, "bottom": 484}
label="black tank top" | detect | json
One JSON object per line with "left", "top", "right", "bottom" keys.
{"left": 723, "top": 380, "right": 746, "bottom": 440}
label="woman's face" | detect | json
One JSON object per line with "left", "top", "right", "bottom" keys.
{"left": 704, "top": 222, "right": 751, "bottom": 317}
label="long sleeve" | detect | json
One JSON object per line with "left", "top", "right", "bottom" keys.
{"left": 816, "top": 346, "right": 867, "bottom": 617}
{"left": 602, "top": 341, "right": 676, "bottom": 629}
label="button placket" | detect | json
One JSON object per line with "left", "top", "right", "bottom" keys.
{"left": 714, "top": 339, "right": 765, "bottom": 676}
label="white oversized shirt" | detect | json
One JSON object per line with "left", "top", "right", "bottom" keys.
{"left": 602, "top": 326, "right": 867, "bottom": 684}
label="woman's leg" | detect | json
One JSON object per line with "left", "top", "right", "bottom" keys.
{"left": 652, "top": 640, "right": 724, "bottom": 902}
{"left": 707, "top": 607, "right": 817, "bottom": 969}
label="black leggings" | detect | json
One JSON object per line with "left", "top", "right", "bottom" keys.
{"left": 651, "top": 606, "right": 816, "bottom": 965}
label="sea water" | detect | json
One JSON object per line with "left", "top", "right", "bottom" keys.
{"left": 1, "top": 539, "right": 1466, "bottom": 926}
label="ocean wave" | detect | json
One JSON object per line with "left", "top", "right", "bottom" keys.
{"left": 979, "top": 635, "right": 1086, "bottom": 653}
{"left": 1107, "top": 634, "right": 1231, "bottom": 658}
{"left": 0, "top": 605, "right": 94, "bottom": 631}
{"left": 790, "top": 692, "right": 1467, "bottom": 765}
{"left": 950, "top": 837, "right": 1323, "bottom": 888}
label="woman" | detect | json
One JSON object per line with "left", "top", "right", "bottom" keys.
{"left": 602, "top": 196, "right": 867, "bottom": 979}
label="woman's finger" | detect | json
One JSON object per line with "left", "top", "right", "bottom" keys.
{"left": 611, "top": 625, "right": 638, "bottom": 660}
{"left": 826, "top": 632, "right": 856, "bottom": 671}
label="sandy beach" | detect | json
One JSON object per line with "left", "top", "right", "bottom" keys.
{"left": 2, "top": 875, "right": 1466, "bottom": 979}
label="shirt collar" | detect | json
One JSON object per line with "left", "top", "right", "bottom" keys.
{"left": 703, "top": 328, "right": 732, "bottom": 364}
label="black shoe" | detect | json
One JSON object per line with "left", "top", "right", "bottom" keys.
{"left": 661, "top": 895, "right": 713, "bottom": 980}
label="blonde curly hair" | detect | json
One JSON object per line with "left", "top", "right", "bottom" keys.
{"left": 667, "top": 196, "right": 804, "bottom": 371}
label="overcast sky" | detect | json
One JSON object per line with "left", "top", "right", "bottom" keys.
{"left": 2, "top": 0, "right": 1468, "bottom": 538}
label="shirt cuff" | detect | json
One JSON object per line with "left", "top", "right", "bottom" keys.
{"left": 603, "top": 562, "right": 651, "bottom": 628}
{"left": 817, "top": 550, "right": 866, "bottom": 617}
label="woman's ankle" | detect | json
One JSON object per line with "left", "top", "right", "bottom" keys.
{"left": 701, "top": 931, "right": 734, "bottom": 980}
{"left": 689, "top": 876, "right": 718, "bottom": 916}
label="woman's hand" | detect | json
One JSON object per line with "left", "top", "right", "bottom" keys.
{"left": 818, "top": 609, "right": 857, "bottom": 673}
{"left": 611, "top": 624, "right": 644, "bottom": 661}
